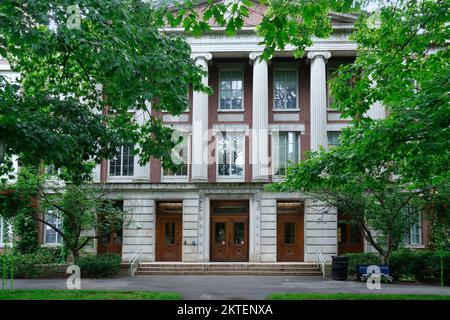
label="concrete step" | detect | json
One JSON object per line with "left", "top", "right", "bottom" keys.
{"left": 133, "top": 262, "right": 322, "bottom": 276}
{"left": 135, "top": 270, "right": 322, "bottom": 276}
{"left": 137, "top": 265, "right": 318, "bottom": 269}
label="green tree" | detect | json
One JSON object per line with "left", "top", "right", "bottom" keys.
{"left": 0, "top": 0, "right": 209, "bottom": 182}
{"left": 0, "top": 168, "right": 129, "bottom": 264}
{"left": 265, "top": 0, "right": 449, "bottom": 263}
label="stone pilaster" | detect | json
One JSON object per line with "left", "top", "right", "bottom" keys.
{"left": 249, "top": 52, "right": 269, "bottom": 181}
{"left": 191, "top": 53, "right": 212, "bottom": 182}
{"left": 307, "top": 51, "right": 331, "bottom": 151}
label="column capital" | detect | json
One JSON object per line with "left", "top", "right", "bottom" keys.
{"left": 249, "top": 51, "right": 263, "bottom": 61}
{"left": 191, "top": 52, "right": 212, "bottom": 62}
{"left": 307, "top": 51, "right": 331, "bottom": 61}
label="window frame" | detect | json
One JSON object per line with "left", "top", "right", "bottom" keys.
{"left": 161, "top": 132, "right": 190, "bottom": 183}
{"left": 0, "top": 217, "right": 12, "bottom": 248}
{"left": 327, "top": 131, "right": 341, "bottom": 149}
{"left": 272, "top": 131, "right": 301, "bottom": 179}
{"left": 108, "top": 144, "right": 135, "bottom": 179}
{"left": 216, "top": 130, "right": 246, "bottom": 182}
{"left": 403, "top": 208, "right": 424, "bottom": 247}
{"left": 218, "top": 69, "right": 245, "bottom": 112}
{"left": 273, "top": 68, "right": 299, "bottom": 111}
{"left": 43, "top": 208, "right": 63, "bottom": 246}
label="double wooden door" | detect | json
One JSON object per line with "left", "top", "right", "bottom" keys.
{"left": 210, "top": 201, "right": 249, "bottom": 262}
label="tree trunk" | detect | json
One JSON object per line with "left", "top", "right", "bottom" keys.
{"left": 72, "top": 250, "right": 80, "bottom": 265}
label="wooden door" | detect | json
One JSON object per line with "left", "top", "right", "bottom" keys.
{"left": 97, "top": 200, "right": 123, "bottom": 255}
{"left": 338, "top": 212, "right": 363, "bottom": 254}
{"left": 211, "top": 217, "right": 248, "bottom": 262}
{"left": 210, "top": 201, "right": 249, "bottom": 262}
{"left": 156, "top": 203, "right": 182, "bottom": 261}
{"left": 277, "top": 202, "right": 304, "bottom": 262}
{"left": 228, "top": 217, "right": 248, "bottom": 261}
{"left": 98, "top": 225, "right": 123, "bottom": 255}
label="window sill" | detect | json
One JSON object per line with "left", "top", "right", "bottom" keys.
{"left": 107, "top": 176, "right": 135, "bottom": 183}
{"left": 161, "top": 176, "right": 189, "bottom": 183}
{"left": 404, "top": 244, "right": 425, "bottom": 249}
{"left": 41, "top": 243, "right": 63, "bottom": 247}
{"left": 272, "top": 176, "right": 285, "bottom": 182}
{"left": 272, "top": 108, "right": 300, "bottom": 112}
{"left": 216, "top": 176, "right": 245, "bottom": 183}
{"left": 217, "top": 109, "right": 245, "bottom": 113}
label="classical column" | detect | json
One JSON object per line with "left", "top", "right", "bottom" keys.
{"left": 307, "top": 51, "right": 331, "bottom": 151}
{"left": 191, "top": 53, "right": 212, "bottom": 182}
{"left": 250, "top": 52, "right": 269, "bottom": 182}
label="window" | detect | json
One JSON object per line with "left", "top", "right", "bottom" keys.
{"left": 403, "top": 207, "right": 422, "bottom": 246}
{"left": 274, "top": 70, "right": 298, "bottom": 109}
{"left": 327, "top": 131, "right": 341, "bottom": 148}
{"left": 110, "top": 144, "right": 134, "bottom": 177}
{"left": 273, "top": 132, "right": 299, "bottom": 176}
{"left": 327, "top": 65, "right": 338, "bottom": 108}
{"left": 163, "top": 133, "right": 189, "bottom": 177}
{"left": 0, "top": 217, "right": 12, "bottom": 247}
{"left": 44, "top": 209, "right": 63, "bottom": 245}
{"left": 217, "top": 132, "right": 244, "bottom": 177}
{"left": 219, "top": 71, "right": 243, "bottom": 110}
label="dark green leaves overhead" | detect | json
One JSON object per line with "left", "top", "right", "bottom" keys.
{"left": 0, "top": 0, "right": 208, "bottom": 182}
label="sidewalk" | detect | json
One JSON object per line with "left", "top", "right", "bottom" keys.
{"left": 8, "top": 276, "right": 450, "bottom": 300}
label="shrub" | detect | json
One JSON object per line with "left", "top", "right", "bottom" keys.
{"left": 345, "top": 250, "right": 450, "bottom": 285}
{"left": 78, "top": 254, "right": 121, "bottom": 278}
{"left": 0, "top": 249, "right": 67, "bottom": 279}
{"left": 342, "top": 253, "right": 381, "bottom": 276}
{"left": 13, "top": 209, "right": 38, "bottom": 254}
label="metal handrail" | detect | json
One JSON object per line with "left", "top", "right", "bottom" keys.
{"left": 316, "top": 249, "right": 326, "bottom": 278}
{"left": 128, "top": 249, "right": 142, "bottom": 277}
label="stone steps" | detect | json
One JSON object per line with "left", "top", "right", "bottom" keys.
{"left": 133, "top": 263, "right": 322, "bottom": 276}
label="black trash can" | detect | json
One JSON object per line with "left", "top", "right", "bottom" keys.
{"left": 331, "top": 256, "right": 348, "bottom": 281}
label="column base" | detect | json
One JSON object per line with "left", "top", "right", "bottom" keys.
{"left": 252, "top": 176, "right": 269, "bottom": 183}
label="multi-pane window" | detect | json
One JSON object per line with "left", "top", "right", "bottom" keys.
{"left": 219, "top": 71, "right": 244, "bottom": 110}
{"left": 327, "top": 131, "right": 341, "bottom": 148}
{"left": 403, "top": 207, "right": 422, "bottom": 246}
{"left": 217, "top": 132, "right": 244, "bottom": 177}
{"left": 273, "top": 132, "right": 299, "bottom": 176}
{"left": 0, "top": 217, "right": 12, "bottom": 247}
{"left": 163, "top": 133, "right": 189, "bottom": 177}
{"left": 110, "top": 144, "right": 134, "bottom": 177}
{"left": 274, "top": 70, "right": 297, "bottom": 109}
{"left": 44, "top": 209, "right": 63, "bottom": 245}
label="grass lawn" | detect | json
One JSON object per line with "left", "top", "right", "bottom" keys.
{"left": 267, "top": 293, "right": 450, "bottom": 300}
{"left": 0, "top": 290, "right": 181, "bottom": 300}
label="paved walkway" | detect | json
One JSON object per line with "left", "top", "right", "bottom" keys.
{"left": 10, "top": 276, "right": 450, "bottom": 299}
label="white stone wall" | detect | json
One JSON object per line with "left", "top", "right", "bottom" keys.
{"left": 122, "top": 197, "right": 155, "bottom": 262}
{"left": 259, "top": 198, "right": 277, "bottom": 262}
{"left": 182, "top": 197, "right": 201, "bottom": 262}
{"left": 304, "top": 199, "right": 337, "bottom": 262}
{"left": 111, "top": 187, "right": 342, "bottom": 263}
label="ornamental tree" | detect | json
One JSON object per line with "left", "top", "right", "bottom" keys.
{"left": 0, "top": 168, "right": 130, "bottom": 264}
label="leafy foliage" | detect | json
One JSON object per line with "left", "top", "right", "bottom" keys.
{"left": 78, "top": 253, "right": 121, "bottom": 278}
{"left": 0, "top": 0, "right": 209, "bottom": 182}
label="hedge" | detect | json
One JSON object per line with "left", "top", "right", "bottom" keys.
{"left": 0, "top": 248, "right": 67, "bottom": 279}
{"left": 78, "top": 254, "right": 121, "bottom": 278}
{"left": 343, "top": 250, "right": 450, "bottom": 285}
